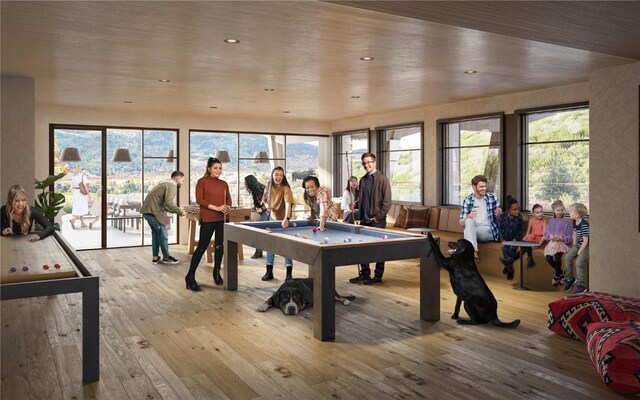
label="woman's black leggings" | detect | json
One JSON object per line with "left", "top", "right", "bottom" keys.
{"left": 187, "top": 221, "right": 224, "bottom": 278}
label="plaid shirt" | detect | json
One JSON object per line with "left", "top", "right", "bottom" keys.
{"left": 460, "top": 192, "right": 500, "bottom": 241}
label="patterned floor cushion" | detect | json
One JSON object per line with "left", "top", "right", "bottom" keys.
{"left": 547, "top": 291, "right": 640, "bottom": 341}
{"left": 586, "top": 320, "right": 640, "bottom": 395}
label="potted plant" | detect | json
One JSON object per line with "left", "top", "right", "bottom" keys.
{"left": 34, "top": 172, "right": 66, "bottom": 230}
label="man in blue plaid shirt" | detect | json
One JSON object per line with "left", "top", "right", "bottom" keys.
{"left": 458, "top": 175, "right": 502, "bottom": 263}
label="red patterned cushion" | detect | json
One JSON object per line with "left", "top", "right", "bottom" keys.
{"left": 547, "top": 291, "right": 640, "bottom": 341}
{"left": 586, "top": 321, "right": 640, "bottom": 395}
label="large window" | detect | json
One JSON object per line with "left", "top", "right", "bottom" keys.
{"left": 53, "top": 126, "right": 179, "bottom": 250}
{"left": 441, "top": 116, "right": 502, "bottom": 206}
{"left": 379, "top": 124, "right": 423, "bottom": 203}
{"left": 189, "top": 131, "right": 327, "bottom": 213}
{"left": 522, "top": 105, "right": 589, "bottom": 211}
{"left": 332, "top": 130, "right": 369, "bottom": 196}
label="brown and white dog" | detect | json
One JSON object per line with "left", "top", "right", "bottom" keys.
{"left": 257, "top": 278, "right": 355, "bottom": 315}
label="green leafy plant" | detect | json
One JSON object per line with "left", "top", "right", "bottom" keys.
{"left": 34, "top": 172, "right": 66, "bottom": 230}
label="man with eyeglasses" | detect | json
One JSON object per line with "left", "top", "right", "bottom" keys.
{"left": 349, "top": 152, "right": 392, "bottom": 285}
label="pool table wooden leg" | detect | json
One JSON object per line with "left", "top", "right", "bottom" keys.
{"left": 224, "top": 239, "right": 238, "bottom": 291}
{"left": 313, "top": 255, "right": 336, "bottom": 341}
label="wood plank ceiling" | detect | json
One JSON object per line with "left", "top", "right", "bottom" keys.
{"left": 1, "top": 1, "right": 638, "bottom": 121}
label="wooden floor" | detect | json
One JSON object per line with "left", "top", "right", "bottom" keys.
{"left": 1, "top": 244, "right": 625, "bottom": 399}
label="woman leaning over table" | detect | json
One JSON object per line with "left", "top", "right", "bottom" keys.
{"left": 302, "top": 175, "right": 338, "bottom": 231}
{"left": 1, "top": 185, "right": 54, "bottom": 241}
{"left": 185, "top": 157, "right": 231, "bottom": 291}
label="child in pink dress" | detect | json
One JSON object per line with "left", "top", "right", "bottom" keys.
{"left": 543, "top": 200, "right": 573, "bottom": 286}
{"left": 522, "top": 203, "right": 547, "bottom": 267}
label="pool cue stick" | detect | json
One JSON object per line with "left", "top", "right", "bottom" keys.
{"left": 223, "top": 189, "right": 228, "bottom": 223}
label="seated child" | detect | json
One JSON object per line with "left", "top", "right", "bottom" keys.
{"left": 563, "top": 202, "right": 590, "bottom": 294}
{"left": 543, "top": 200, "right": 573, "bottom": 286}
{"left": 497, "top": 195, "right": 524, "bottom": 280}
{"left": 522, "top": 203, "right": 547, "bottom": 268}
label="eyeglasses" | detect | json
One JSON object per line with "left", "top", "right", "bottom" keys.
{"left": 362, "top": 161, "right": 374, "bottom": 165}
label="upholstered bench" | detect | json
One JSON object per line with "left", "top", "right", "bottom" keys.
{"left": 548, "top": 291, "right": 640, "bottom": 341}
{"left": 586, "top": 320, "right": 640, "bottom": 395}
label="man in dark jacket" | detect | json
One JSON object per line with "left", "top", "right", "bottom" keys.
{"left": 349, "top": 152, "right": 392, "bottom": 285}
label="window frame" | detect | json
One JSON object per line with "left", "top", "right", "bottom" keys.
{"left": 375, "top": 122, "right": 424, "bottom": 205}
{"left": 516, "top": 102, "right": 589, "bottom": 213}
{"left": 438, "top": 113, "right": 505, "bottom": 207}
{"left": 332, "top": 128, "right": 370, "bottom": 196}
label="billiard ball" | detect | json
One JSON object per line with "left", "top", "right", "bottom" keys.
{"left": 323, "top": 237, "right": 329, "bottom": 243}
{"left": 292, "top": 222, "right": 297, "bottom": 227}
{"left": 343, "top": 238, "right": 349, "bottom": 243}
{"left": 295, "top": 233, "right": 301, "bottom": 237}
{"left": 302, "top": 235, "right": 308, "bottom": 239}
{"left": 382, "top": 235, "right": 388, "bottom": 240}
{"left": 312, "top": 227, "right": 318, "bottom": 233}
{"left": 265, "top": 227, "right": 271, "bottom": 232}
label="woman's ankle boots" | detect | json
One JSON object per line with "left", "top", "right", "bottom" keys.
{"left": 213, "top": 266, "right": 223, "bottom": 285}
{"left": 262, "top": 264, "right": 274, "bottom": 281}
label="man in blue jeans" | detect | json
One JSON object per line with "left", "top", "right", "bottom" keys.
{"left": 141, "top": 171, "right": 186, "bottom": 264}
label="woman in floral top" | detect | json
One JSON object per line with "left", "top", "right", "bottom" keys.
{"left": 302, "top": 176, "right": 338, "bottom": 231}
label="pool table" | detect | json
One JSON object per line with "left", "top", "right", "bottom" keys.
{"left": 223, "top": 220, "right": 440, "bottom": 341}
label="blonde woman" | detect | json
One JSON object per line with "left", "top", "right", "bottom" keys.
{"left": 1, "top": 185, "right": 54, "bottom": 241}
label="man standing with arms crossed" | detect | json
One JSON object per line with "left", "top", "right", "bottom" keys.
{"left": 459, "top": 175, "right": 502, "bottom": 264}
{"left": 141, "top": 170, "right": 186, "bottom": 264}
{"left": 349, "top": 152, "right": 392, "bottom": 285}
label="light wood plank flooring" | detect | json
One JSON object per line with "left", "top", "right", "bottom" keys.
{"left": 1, "top": 244, "right": 625, "bottom": 399}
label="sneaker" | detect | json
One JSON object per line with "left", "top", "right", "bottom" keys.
{"left": 563, "top": 277, "right": 576, "bottom": 292}
{"left": 349, "top": 274, "right": 371, "bottom": 284}
{"left": 363, "top": 276, "right": 382, "bottom": 285}
{"left": 502, "top": 265, "right": 509, "bottom": 275}
{"left": 152, "top": 257, "right": 161, "bottom": 265}
{"left": 526, "top": 257, "right": 536, "bottom": 268}
{"left": 163, "top": 256, "right": 180, "bottom": 265}
{"left": 574, "top": 284, "right": 587, "bottom": 294}
{"left": 552, "top": 274, "right": 565, "bottom": 286}
{"left": 506, "top": 267, "right": 514, "bottom": 280}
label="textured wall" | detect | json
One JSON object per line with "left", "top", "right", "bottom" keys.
{"left": 589, "top": 62, "right": 640, "bottom": 297}
{"left": 1, "top": 75, "right": 35, "bottom": 202}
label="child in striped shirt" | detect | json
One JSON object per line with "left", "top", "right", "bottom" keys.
{"left": 563, "top": 203, "right": 590, "bottom": 294}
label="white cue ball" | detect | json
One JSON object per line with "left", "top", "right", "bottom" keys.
{"left": 292, "top": 222, "right": 297, "bottom": 227}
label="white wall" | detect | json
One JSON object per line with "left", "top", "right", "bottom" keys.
{"left": 35, "top": 105, "right": 332, "bottom": 243}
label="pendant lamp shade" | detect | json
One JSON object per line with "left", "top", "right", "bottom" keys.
{"left": 111, "top": 148, "right": 132, "bottom": 162}
{"left": 165, "top": 149, "right": 175, "bottom": 163}
{"left": 252, "top": 151, "right": 269, "bottom": 163}
{"left": 59, "top": 147, "right": 81, "bottom": 162}
{"left": 213, "top": 150, "right": 231, "bottom": 163}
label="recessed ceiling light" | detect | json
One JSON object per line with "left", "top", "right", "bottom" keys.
{"left": 224, "top": 39, "right": 240, "bottom": 44}
{"left": 264, "top": 88, "right": 275, "bottom": 92}
{"left": 360, "top": 57, "right": 374, "bottom": 61}
{"left": 282, "top": 111, "right": 291, "bottom": 114}
{"left": 209, "top": 106, "right": 218, "bottom": 109}
{"left": 351, "top": 96, "right": 360, "bottom": 99}
{"left": 464, "top": 70, "right": 477, "bottom": 74}
{"left": 158, "top": 79, "right": 170, "bottom": 82}
{"left": 123, "top": 101, "right": 133, "bottom": 103}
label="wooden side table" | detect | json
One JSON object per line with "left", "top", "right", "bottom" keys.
{"left": 185, "top": 207, "right": 251, "bottom": 263}
{"left": 502, "top": 240, "right": 540, "bottom": 290}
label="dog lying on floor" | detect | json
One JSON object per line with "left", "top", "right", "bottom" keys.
{"left": 257, "top": 278, "right": 355, "bottom": 315}
{"left": 428, "top": 233, "right": 520, "bottom": 329}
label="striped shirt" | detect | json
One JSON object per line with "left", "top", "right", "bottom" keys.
{"left": 573, "top": 219, "right": 590, "bottom": 246}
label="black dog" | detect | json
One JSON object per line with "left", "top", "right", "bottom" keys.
{"left": 257, "top": 278, "right": 355, "bottom": 315}
{"left": 428, "top": 233, "right": 520, "bottom": 328}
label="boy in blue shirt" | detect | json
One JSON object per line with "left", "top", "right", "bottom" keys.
{"left": 563, "top": 203, "right": 590, "bottom": 293}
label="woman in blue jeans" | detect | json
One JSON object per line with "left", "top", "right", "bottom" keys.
{"left": 262, "top": 166, "right": 294, "bottom": 281}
